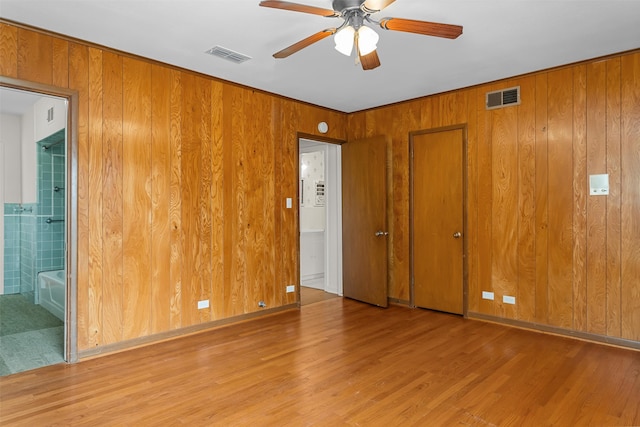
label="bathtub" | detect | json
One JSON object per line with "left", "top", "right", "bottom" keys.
{"left": 38, "top": 270, "right": 65, "bottom": 321}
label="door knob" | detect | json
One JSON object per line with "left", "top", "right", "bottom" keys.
{"left": 453, "top": 232, "right": 462, "bottom": 238}
{"left": 375, "top": 231, "right": 389, "bottom": 237}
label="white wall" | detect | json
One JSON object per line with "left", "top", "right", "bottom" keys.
{"left": 21, "top": 106, "right": 37, "bottom": 203}
{"left": 299, "top": 150, "right": 325, "bottom": 231}
{"left": 299, "top": 147, "right": 326, "bottom": 288}
{"left": 0, "top": 113, "right": 22, "bottom": 203}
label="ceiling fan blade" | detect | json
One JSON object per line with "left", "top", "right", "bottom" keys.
{"left": 379, "top": 17, "right": 463, "bottom": 39}
{"left": 273, "top": 29, "right": 337, "bottom": 58}
{"left": 259, "top": 1, "right": 338, "bottom": 17}
{"left": 362, "top": 0, "right": 396, "bottom": 13}
{"left": 359, "top": 49, "right": 381, "bottom": 71}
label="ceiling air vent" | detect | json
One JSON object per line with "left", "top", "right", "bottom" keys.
{"left": 486, "top": 86, "right": 520, "bottom": 110}
{"left": 205, "top": 46, "right": 252, "bottom": 64}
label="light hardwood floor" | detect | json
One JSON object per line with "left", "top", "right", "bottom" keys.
{"left": 300, "top": 286, "right": 339, "bottom": 306}
{"left": 1, "top": 298, "right": 639, "bottom": 426}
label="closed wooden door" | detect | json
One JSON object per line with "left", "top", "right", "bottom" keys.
{"left": 342, "top": 136, "right": 389, "bottom": 307}
{"left": 411, "top": 127, "right": 465, "bottom": 314}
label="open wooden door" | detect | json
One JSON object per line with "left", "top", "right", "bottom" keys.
{"left": 342, "top": 136, "right": 389, "bottom": 307}
{"left": 411, "top": 126, "right": 465, "bottom": 314}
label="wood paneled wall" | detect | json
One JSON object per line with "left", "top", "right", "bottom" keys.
{"left": 2, "top": 20, "right": 639, "bottom": 349}
{"left": 348, "top": 51, "right": 640, "bottom": 342}
{"left": 0, "top": 22, "right": 346, "bottom": 351}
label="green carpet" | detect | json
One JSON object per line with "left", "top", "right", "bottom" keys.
{"left": 0, "top": 294, "right": 63, "bottom": 337}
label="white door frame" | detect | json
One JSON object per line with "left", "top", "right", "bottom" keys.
{"left": 299, "top": 138, "right": 343, "bottom": 296}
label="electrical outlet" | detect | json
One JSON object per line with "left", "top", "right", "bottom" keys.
{"left": 482, "top": 291, "right": 494, "bottom": 300}
{"left": 197, "top": 300, "right": 209, "bottom": 310}
{"left": 503, "top": 295, "right": 516, "bottom": 305}
{"left": 286, "top": 285, "right": 295, "bottom": 293}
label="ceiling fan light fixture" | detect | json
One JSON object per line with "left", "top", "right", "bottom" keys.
{"left": 357, "top": 25, "right": 379, "bottom": 55}
{"left": 334, "top": 25, "right": 355, "bottom": 56}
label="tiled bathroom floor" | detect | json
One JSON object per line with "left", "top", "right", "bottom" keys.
{"left": 0, "top": 326, "right": 65, "bottom": 375}
{"left": 0, "top": 295, "right": 65, "bottom": 376}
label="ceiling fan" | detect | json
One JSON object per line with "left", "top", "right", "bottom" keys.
{"left": 259, "top": 0, "right": 463, "bottom": 70}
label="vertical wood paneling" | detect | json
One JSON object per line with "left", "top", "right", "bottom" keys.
{"left": 466, "top": 88, "right": 480, "bottom": 314}
{"left": 17, "top": 29, "right": 52, "bottom": 84}
{"left": 196, "top": 75, "right": 212, "bottom": 323}
{"left": 546, "top": 68, "right": 574, "bottom": 329}
{"left": 272, "top": 98, "right": 283, "bottom": 308}
{"left": 382, "top": 101, "right": 419, "bottom": 302}
{"left": 620, "top": 52, "right": 640, "bottom": 341}
{"left": 244, "top": 90, "right": 262, "bottom": 312}
{"left": 395, "top": 101, "right": 420, "bottom": 301}
{"left": 246, "top": 91, "right": 272, "bottom": 311}
{"left": 516, "top": 76, "right": 536, "bottom": 322}
{"left": 430, "top": 94, "right": 442, "bottom": 127}
{"left": 187, "top": 73, "right": 203, "bottom": 325}
{"left": 280, "top": 99, "right": 298, "bottom": 306}
{"left": 233, "top": 86, "right": 247, "bottom": 314}
{"left": 490, "top": 87, "right": 518, "bottom": 319}
{"left": 86, "top": 47, "right": 104, "bottom": 348}
{"left": 101, "top": 51, "right": 124, "bottom": 344}
{"left": 363, "top": 109, "right": 377, "bottom": 137}
{"left": 262, "top": 92, "right": 277, "bottom": 309}
{"left": 585, "top": 61, "right": 607, "bottom": 335}
{"left": 0, "top": 23, "right": 18, "bottom": 77}
{"left": 347, "top": 112, "right": 366, "bottom": 139}
{"left": 534, "top": 74, "right": 549, "bottom": 324}
{"left": 150, "top": 65, "right": 171, "bottom": 333}
{"left": 572, "top": 65, "right": 588, "bottom": 332}
{"left": 180, "top": 73, "right": 197, "bottom": 326}
{"left": 179, "top": 74, "right": 211, "bottom": 326}
{"left": 169, "top": 69, "right": 183, "bottom": 330}
{"left": 477, "top": 85, "right": 494, "bottom": 315}
{"left": 210, "top": 80, "right": 225, "bottom": 320}
{"left": 222, "top": 85, "right": 234, "bottom": 315}
{"left": 605, "top": 58, "right": 622, "bottom": 337}
{"left": 289, "top": 103, "right": 347, "bottom": 141}
{"left": 4, "top": 23, "right": 640, "bottom": 352}
{"left": 52, "top": 38, "right": 68, "bottom": 88}
{"left": 419, "top": 96, "right": 434, "bottom": 130}
{"left": 122, "top": 57, "right": 152, "bottom": 340}
{"left": 222, "top": 85, "right": 247, "bottom": 316}
{"left": 68, "top": 42, "right": 90, "bottom": 349}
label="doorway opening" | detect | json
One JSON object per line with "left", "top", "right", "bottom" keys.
{"left": 0, "top": 79, "right": 78, "bottom": 375}
{"left": 298, "top": 138, "right": 342, "bottom": 306}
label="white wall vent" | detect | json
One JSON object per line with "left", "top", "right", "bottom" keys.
{"left": 486, "top": 86, "right": 521, "bottom": 110}
{"left": 205, "top": 46, "right": 252, "bottom": 64}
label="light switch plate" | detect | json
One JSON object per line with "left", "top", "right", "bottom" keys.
{"left": 286, "top": 198, "right": 292, "bottom": 209}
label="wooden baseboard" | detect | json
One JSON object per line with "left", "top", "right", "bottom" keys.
{"left": 78, "top": 304, "right": 299, "bottom": 360}
{"left": 468, "top": 311, "right": 640, "bottom": 351}
{"left": 388, "top": 297, "right": 410, "bottom": 306}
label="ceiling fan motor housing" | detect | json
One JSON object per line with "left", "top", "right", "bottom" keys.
{"left": 333, "top": 0, "right": 366, "bottom": 14}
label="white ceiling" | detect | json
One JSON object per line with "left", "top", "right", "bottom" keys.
{"left": 1, "top": 0, "right": 639, "bottom": 113}
{"left": 0, "top": 87, "right": 43, "bottom": 115}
